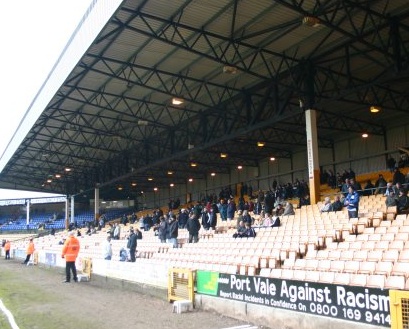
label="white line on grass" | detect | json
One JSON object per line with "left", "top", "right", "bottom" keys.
{"left": 0, "top": 299, "right": 20, "bottom": 329}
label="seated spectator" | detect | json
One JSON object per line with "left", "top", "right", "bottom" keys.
{"left": 242, "top": 210, "right": 252, "bottom": 225}
{"left": 262, "top": 213, "right": 271, "bottom": 227}
{"left": 270, "top": 211, "right": 281, "bottom": 227}
{"left": 232, "top": 221, "right": 246, "bottom": 238}
{"left": 320, "top": 197, "right": 333, "bottom": 212}
{"left": 282, "top": 202, "right": 295, "bottom": 216}
{"left": 253, "top": 217, "right": 262, "bottom": 227}
{"left": 119, "top": 248, "right": 128, "bottom": 262}
{"left": 332, "top": 195, "right": 343, "bottom": 212}
{"left": 385, "top": 191, "right": 397, "bottom": 207}
{"left": 396, "top": 189, "right": 409, "bottom": 214}
{"left": 363, "top": 179, "right": 375, "bottom": 196}
{"left": 384, "top": 182, "right": 394, "bottom": 196}
{"left": 233, "top": 222, "right": 256, "bottom": 238}
{"left": 374, "top": 174, "right": 387, "bottom": 195}
{"left": 299, "top": 194, "right": 311, "bottom": 208}
{"left": 275, "top": 204, "right": 284, "bottom": 216}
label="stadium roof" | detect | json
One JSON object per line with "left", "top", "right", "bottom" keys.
{"left": 1, "top": 0, "right": 409, "bottom": 200}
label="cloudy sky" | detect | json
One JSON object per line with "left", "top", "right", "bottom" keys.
{"left": 0, "top": 0, "right": 93, "bottom": 200}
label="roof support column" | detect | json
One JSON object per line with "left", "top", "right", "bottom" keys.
{"left": 306, "top": 109, "right": 320, "bottom": 205}
{"left": 26, "top": 199, "right": 30, "bottom": 226}
{"left": 70, "top": 196, "right": 75, "bottom": 225}
{"left": 303, "top": 60, "right": 320, "bottom": 204}
{"left": 95, "top": 187, "right": 100, "bottom": 222}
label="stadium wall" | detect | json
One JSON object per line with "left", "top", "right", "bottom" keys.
{"left": 15, "top": 249, "right": 391, "bottom": 329}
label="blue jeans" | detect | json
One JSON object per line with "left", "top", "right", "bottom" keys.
{"left": 167, "top": 238, "right": 178, "bottom": 248}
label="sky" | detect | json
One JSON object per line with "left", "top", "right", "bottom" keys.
{"left": 0, "top": 0, "right": 93, "bottom": 200}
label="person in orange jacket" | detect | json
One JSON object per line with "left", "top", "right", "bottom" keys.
{"left": 4, "top": 240, "right": 11, "bottom": 260}
{"left": 62, "top": 231, "right": 80, "bottom": 283}
{"left": 22, "top": 238, "right": 35, "bottom": 264}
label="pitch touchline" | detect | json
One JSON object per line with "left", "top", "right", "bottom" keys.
{"left": 0, "top": 299, "right": 20, "bottom": 329}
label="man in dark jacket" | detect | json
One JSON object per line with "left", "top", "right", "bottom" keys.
{"left": 127, "top": 227, "right": 137, "bottom": 262}
{"left": 186, "top": 212, "right": 201, "bottom": 243}
{"left": 396, "top": 189, "right": 409, "bottom": 214}
{"left": 178, "top": 209, "right": 189, "bottom": 229}
{"left": 166, "top": 216, "right": 179, "bottom": 248}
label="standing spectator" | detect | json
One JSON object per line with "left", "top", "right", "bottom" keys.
{"left": 226, "top": 198, "right": 236, "bottom": 222}
{"left": 113, "top": 223, "right": 121, "bottom": 240}
{"left": 208, "top": 207, "right": 218, "bottom": 230}
{"left": 186, "top": 212, "right": 201, "bottom": 243}
{"left": 178, "top": 209, "right": 188, "bottom": 229}
{"left": 102, "top": 236, "right": 112, "bottom": 260}
{"left": 166, "top": 216, "right": 179, "bottom": 248}
{"left": 387, "top": 156, "right": 396, "bottom": 172}
{"left": 22, "top": 238, "right": 35, "bottom": 265}
{"left": 344, "top": 186, "right": 360, "bottom": 218}
{"left": 201, "top": 208, "right": 211, "bottom": 230}
{"left": 4, "top": 240, "right": 11, "bottom": 260}
{"left": 61, "top": 231, "right": 80, "bottom": 282}
{"left": 157, "top": 217, "right": 167, "bottom": 243}
{"left": 127, "top": 227, "right": 137, "bottom": 262}
{"left": 264, "top": 191, "right": 275, "bottom": 214}
{"left": 393, "top": 168, "right": 406, "bottom": 185}
{"left": 341, "top": 178, "right": 350, "bottom": 197}
{"left": 218, "top": 199, "right": 228, "bottom": 221}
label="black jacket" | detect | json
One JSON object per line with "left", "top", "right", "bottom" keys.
{"left": 127, "top": 232, "right": 137, "bottom": 251}
{"left": 186, "top": 216, "right": 201, "bottom": 235}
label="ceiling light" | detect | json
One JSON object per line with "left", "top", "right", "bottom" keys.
{"left": 55, "top": 174, "right": 61, "bottom": 178}
{"left": 47, "top": 179, "right": 52, "bottom": 183}
{"left": 190, "top": 162, "right": 197, "bottom": 167}
{"left": 257, "top": 141, "right": 265, "bottom": 147}
{"left": 138, "top": 119, "right": 149, "bottom": 125}
{"left": 223, "top": 66, "right": 237, "bottom": 74}
{"left": 64, "top": 167, "right": 72, "bottom": 172}
{"left": 117, "top": 186, "right": 123, "bottom": 191}
{"left": 211, "top": 172, "right": 216, "bottom": 176}
{"left": 172, "top": 97, "right": 184, "bottom": 105}
{"left": 170, "top": 183, "right": 174, "bottom": 187}
{"left": 302, "top": 16, "right": 320, "bottom": 27}
{"left": 270, "top": 157, "right": 276, "bottom": 161}
{"left": 167, "top": 171, "right": 173, "bottom": 175}
{"left": 237, "top": 165, "right": 243, "bottom": 170}
{"left": 188, "top": 178, "right": 193, "bottom": 182}
{"left": 148, "top": 177, "right": 153, "bottom": 181}
{"left": 362, "top": 133, "right": 369, "bottom": 138}
{"left": 220, "top": 153, "right": 227, "bottom": 158}
{"left": 153, "top": 187, "right": 158, "bottom": 191}
{"left": 131, "top": 182, "right": 137, "bottom": 187}
{"left": 370, "top": 106, "right": 381, "bottom": 113}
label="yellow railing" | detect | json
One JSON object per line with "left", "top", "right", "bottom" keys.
{"left": 168, "top": 268, "right": 195, "bottom": 303}
{"left": 390, "top": 290, "right": 409, "bottom": 329}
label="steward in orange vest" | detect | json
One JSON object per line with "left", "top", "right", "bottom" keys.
{"left": 4, "top": 240, "right": 11, "bottom": 260}
{"left": 22, "top": 238, "right": 35, "bottom": 265}
{"left": 62, "top": 231, "right": 80, "bottom": 283}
